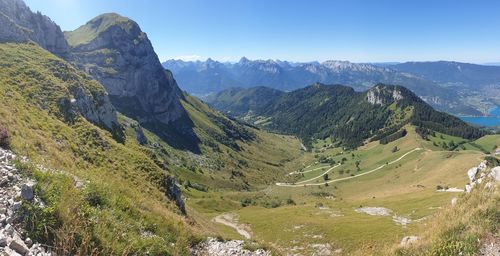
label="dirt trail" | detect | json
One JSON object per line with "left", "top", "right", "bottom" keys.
{"left": 277, "top": 148, "right": 422, "bottom": 187}
{"left": 213, "top": 213, "right": 252, "bottom": 239}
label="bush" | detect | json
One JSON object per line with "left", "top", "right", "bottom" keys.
{"left": 0, "top": 125, "right": 9, "bottom": 148}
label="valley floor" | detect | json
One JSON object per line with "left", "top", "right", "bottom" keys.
{"left": 187, "top": 127, "right": 500, "bottom": 255}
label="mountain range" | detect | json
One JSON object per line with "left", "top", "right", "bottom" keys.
{"left": 164, "top": 58, "right": 500, "bottom": 116}
{"left": 0, "top": 0, "right": 498, "bottom": 255}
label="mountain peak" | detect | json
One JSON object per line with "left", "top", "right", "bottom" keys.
{"left": 239, "top": 56, "right": 250, "bottom": 64}
{"left": 65, "top": 13, "right": 186, "bottom": 127}
{"left": 65, "top": 12, "right": 139, "bottom": 47}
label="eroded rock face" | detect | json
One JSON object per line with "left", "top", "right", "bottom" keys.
{"left": 67, "top": 84, "right": 122, "bottom": 136}
{"left": 366, "top": 84, "right": 405, "bottom": 105}
{"left": 0, "top": 0, "right": 69, "bottom": 57}
{"left": 164, "top": 176, "right": 186, "bottom": 215}
{"left": 65, "top": 13, "right": 185, "bottom": 125}
{"left": 0, "top": 1, "right": 121, "bottom": 137}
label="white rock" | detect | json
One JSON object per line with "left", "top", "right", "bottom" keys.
{"left": 467, "top": 167, "right": 478, "bottom": 182}
{"left": 355, "top": 207, "right": 392, "bottom": 216}
{"left": 490, "top": 167, "right": 500, "bottom": 181}
{"left": 0, "top": 234, "right": 7, "bottom": 247}
{"left": 24, "top": 237, "right": 32, "bottom": 248}
{"left": 465, "top": 184, "right": 472, "bottom": 193}
{"left": 400, "top": 236, "right": 418, "bottom": 247}
{"left": 451, "top": 197, "right": 458, "bottom": 206}
{"left": 478, "top": 161, "right": 488, "bottom": 171}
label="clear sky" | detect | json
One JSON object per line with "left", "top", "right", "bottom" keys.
{"left": 24, "top": 0, "right": 500, "bottom": 63}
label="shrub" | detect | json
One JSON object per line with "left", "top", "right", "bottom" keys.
{"left": 0, "top": 125, "right": 9, "bottom": 148}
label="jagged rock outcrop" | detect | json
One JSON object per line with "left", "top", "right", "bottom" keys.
{"left": 0, "top": 0, "right": 69, "bottom": 57}
{"left": 67, "top": 85, "right": 121, "bottom": 135}
{"left": 366, "top": 84, "right": 404, "bottom": 105}
{"left": 0, "top": 43, "right": 122, "bottom": 138}
{"left": 164, "top": 176, "right": 186, "bottom": 215}
{"left": 65, "top": 13, "right": 185, "bottom": 126}
{"left": 0, "top": 0, "right": 122, "bottom": 138}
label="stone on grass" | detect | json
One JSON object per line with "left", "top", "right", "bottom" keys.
{"left": 490, "top": 167, "right": 500, "bottom": 182}
{"left": 400, "top": 236, "right": 418, "bottom": 247}
{"left": 21, "top": 182, "right": 35, "bottom": 201}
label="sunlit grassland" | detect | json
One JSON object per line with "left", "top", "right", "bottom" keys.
{"left": 186, "top": 125, "right": 497, "bottom": 254}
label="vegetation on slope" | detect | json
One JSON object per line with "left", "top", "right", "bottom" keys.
{"left": 0, "top": 42, "right": 307, "bottom": 254}
{"left": 208, "top": 83, "right": 486, "bottom": 149}
{"left": 394, "top": 177, "right": 499, "bottom": 256}
{"left": 64, "top": 13, "right": 137, "bottom": 47}
{"left": 0, "top": 43, "right": 197, "bottom": 254}
{"left": 204, "top": 86, "right": 284, "bottom": 116}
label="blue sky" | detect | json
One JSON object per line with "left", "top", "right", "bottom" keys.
{"left": 25, "top": 0, "right": 500, "bottom": 63}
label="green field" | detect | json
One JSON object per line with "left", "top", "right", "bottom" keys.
{"left": 186, "top": 126, "right": 497, "bottom": 255}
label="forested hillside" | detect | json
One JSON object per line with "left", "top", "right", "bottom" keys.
{"left": 207, "top": 84, "right": 487, "bottom": 148}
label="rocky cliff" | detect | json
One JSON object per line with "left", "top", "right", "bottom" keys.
{"left": 0, "top": 0, "right": 69, "bottom": 57}
{"left": 0, "top": 0, "right": 121, "bottom": 136}
{"left": 65, "top": 13, "right": 185, "bottom": 126}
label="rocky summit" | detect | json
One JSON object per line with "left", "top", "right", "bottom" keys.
{"left": 64, "top": 13, "right": 186, "bottom": 126}
{"left": 0, "top": 0, "right": 69, "bottom": 57}
{"left": 0, "top": 148, "right": 51, "bottom": 256}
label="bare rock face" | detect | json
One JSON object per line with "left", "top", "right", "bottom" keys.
{"left": 164, "top": 176, "right": 186, "bottom": 215}
{"left": 65, "top": 13, "right": 185, "bottom": 126}
{"left": 0, "top": 0, "right": 69, "bottom": 57}
{"left": 0, "top": 1, "right": 121, "bottom": 137}
{"left": 366, "top": 84, "right": 405, "bottom": 105}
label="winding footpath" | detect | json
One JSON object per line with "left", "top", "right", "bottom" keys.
{"left": 276, "top": 148, "right": 422, "bottom": 187}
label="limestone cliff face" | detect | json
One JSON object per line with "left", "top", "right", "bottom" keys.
{"left": 0, "top": 0, "right": 69, "bottom": 57}
{"left": 65, "top": 13, "right": 185, "bottom": 125}
{"left": 0, "top": 0, "right": 120, "bottom": 135}
{"left": 366, "top": 84, "right": 405, "bottom": 105}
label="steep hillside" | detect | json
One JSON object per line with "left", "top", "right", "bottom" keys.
{"left": 0, "top": 43, "right": 196, "bottom": 254}
{"left": 208, "top": 84, "right": 486, "bottom": 148}
{"left": 0, "top": 41, "right": 305, "bottom": 254}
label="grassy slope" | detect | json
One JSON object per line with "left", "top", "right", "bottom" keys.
{"left": 0, "top": 43, "right": 201, "bottom": 254}
{"left": 0, "top": 42, "right": 308, "bottom": 254}
{"left": 189, "top": 126, "right": 498, "bottom": 255}
{"left": 393, "top": 181, "right": 499, "bottom": 256}
{"left": 64, "top": 13, "right": 135, "bottom": 47}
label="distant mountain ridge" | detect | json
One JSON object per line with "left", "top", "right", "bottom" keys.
{"left": 164, "top": 58, "right": 500, "bottom": 115}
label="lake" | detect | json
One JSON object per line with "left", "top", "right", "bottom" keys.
{"left": 459, "top": 106, "right": 500, "bottom": 127}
